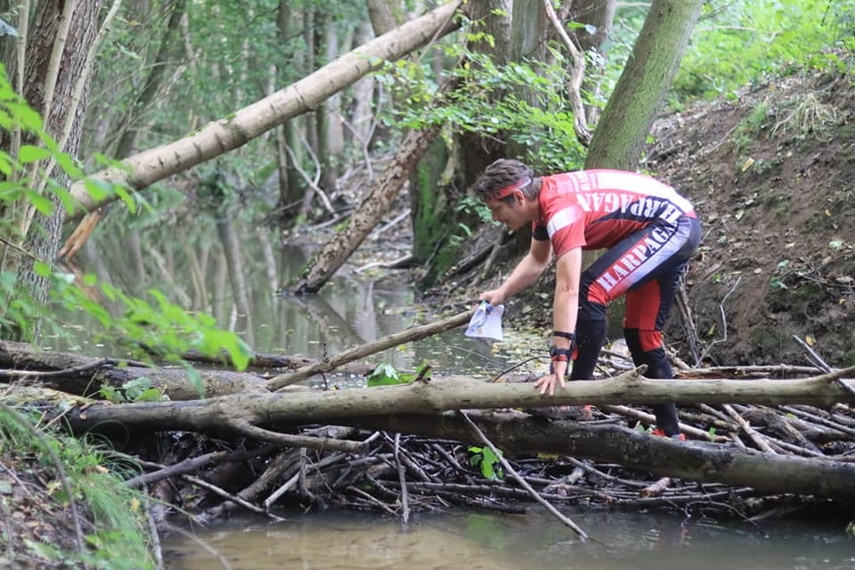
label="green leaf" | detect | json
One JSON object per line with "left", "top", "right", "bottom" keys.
{"left": 18, "top": 144, "right": 51, "bottom": 164}
{"left": 23, "top": 190, "right": 54, "bottom": 215}
{"left": 367, "top": 362, "right": 406, "bottom": 387}
{"left": 0, "top": 180, "right": 23, "bottom": 201}
{"left": 54, "top": 151, "right": 83, "bottom": 178}
{"left": 134, "top": 388, "right": 164, "bottom": 402}
{"left": 122, "top": 377, "right": 153, "bottom": 401}
{"left": 33, "top": 261, "right": 52, "bottom": 277}
{"left": 99, "top": 385, "right": 126, "bottom": 404}
{"left": 84, "top": 178, "right": 112, "bottom": 201}
{"left": 113, "top": 183, "right": 137, "bottom": 213}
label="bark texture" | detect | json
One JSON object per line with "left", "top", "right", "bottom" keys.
{"left": 292, "top": 110, "right": 448, "bottom": 294}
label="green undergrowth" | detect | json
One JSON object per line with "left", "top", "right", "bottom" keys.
{"left": 0, "top": 403, "right": 155, "bottom": 569}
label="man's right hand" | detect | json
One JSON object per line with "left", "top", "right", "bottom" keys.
{"left": 479, "top": 290, "right": 505, "bottom": 306}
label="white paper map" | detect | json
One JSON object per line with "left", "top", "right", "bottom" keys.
{"left": 464, "top": 302, "right": 505, "bottom": 341}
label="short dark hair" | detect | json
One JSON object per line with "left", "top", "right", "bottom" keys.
{"left": 472, "top": 159, "right": 534, "bottom": 202}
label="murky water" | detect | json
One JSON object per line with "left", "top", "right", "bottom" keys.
{"left": 70, "top": 224, "right": 853, "bottom": 569}
{"left": 163, "top": 507, "right": 854, "bottom": 570}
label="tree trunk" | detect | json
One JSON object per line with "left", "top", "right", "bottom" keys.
{"left": 59, "top": 370, "right": 855, "bottom": 499}
{"left": 508, "top": 0, "right": 547, "bottom": 158}
{"left": 348, "top": 23, "right": 377, "bottom": 149}
{"left": 315, "top": 12, "right": 345, "bottom": 197}
{"left": 418, "top": 1, "right": 514, "bottom": 283}
{"left": 291, "top": 89, "right": 452, "bottom": 294}
{"left": 366, "top": 0, "right": 404, "bottom": 35}
{"left": 0, "top": 339, "right": 372, "bottom": 400}
{"left": 10, "top": 0, "right": 100, "bottom": 342}
{"left": 584, "top": 0, "right": 703, "bottom": 169}
{"left": 57, "top": 367, "right": 855, "bottom": 428}
{"left": 351, "top": 411, "right": 855, "bottom": 500}
{"left": 564, "top": 0, "right": 616, "bottom": 126}
{"left": 66, "top": 0, "right": 465, "bottom": 220}
{"left": 113, "top": 0, "right": 188, "bottom": 160}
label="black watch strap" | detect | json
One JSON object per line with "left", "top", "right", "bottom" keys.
{"left": 549, "top": 346, "right": 573, "bottom": 361}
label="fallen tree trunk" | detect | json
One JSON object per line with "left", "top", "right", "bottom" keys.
{"left": 350, "top": 411, "right": 855, "bottom": 499}
{"left": 0, "top": 340, "right": 374, "bottom": 400}
{"left": 67, "top": 368, "right": 855, "bottom": 435}
{"left": 0, "top": 340, "right": 266, "bottom": 399}
{"left": 60, "top": 370, "right": 855, "bottom": 499}
{"left": 291, "top": 76, "right": 461, "bottom": 296}
{"left": 66, "top": 1, "right": 465, "bottom": 219}
{"left": 63, "top": 368, "right": 855, "bottom": 499}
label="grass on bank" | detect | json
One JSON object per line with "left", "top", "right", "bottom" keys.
{"left": 0, "top": 400, "right": 156, "bottom": 569}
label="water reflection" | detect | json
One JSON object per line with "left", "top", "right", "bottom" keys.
{"left": 66, "top": 224, "right": 515, "bottom": 379}
{"left": 163, "top": 507, "right": 855, "bottom": 570}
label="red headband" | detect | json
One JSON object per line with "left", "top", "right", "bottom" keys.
{"left": 490, "top": 177, "right": 532, "bottom": 200}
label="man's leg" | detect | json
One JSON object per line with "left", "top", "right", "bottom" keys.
{"left": 624, "top": 324, "right": 681, "bottom": 437}
{"left": 569, "top": 258, "right": 613, "bottom": 381}
{"left": 623, "top": 217, "right": 701, "bottom": 437}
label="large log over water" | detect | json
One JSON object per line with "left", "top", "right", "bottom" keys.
{"left": 351, "top": 411, "right": 855, "bottom": 500}
{"left": 65, "top": 369, "right": 855, "bottom": 433}
{"left": 57, "top": 369, "right": 855, "bottom": 500}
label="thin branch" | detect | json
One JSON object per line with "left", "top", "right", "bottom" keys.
{"left": 698, "top": 275, "right": 742, "bottom": 363}
{"left": 284, "top": 141, "right": 336, "bottom": 215}
{"left": 459, "top": 410, "right": 590, "bottom": 541}
{"left": 542, "top": 0, "right": 592, "bottom": 145}
{"left": 230, "top": 421, "right": 366, "bottom": 453}
{"left": 10, "top": 0, "right": 31, "bottom": 182}
{"left": 0, "top": 358, "right": 113, "bottom": 379}
{"left": 393, "top": 432, "right": 410, "bottom": 525}
{"left": 267, "top": 309, "right": 474, "bottom": 389}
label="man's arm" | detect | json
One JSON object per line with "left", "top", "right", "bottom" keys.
{"left": 481, "top": 238, "right": 552, "bottom": 305}
{"left": 552, "top": 247, "right": 582, "bottom": 346}
{"left": 534, "top": 246, "right": 582, "bottom": 396}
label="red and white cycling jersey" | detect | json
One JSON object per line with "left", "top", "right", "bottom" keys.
{"left": 533, "top": 170, "right": 696, "bottom": 257}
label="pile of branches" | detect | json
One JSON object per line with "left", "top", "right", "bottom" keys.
{"left": 116, "top": 370, "right": 854, "bottom": 535}
{"left": 3, "top": 335, "right": 854, "bottom": 537}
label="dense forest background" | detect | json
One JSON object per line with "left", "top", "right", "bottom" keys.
{"left": 0, "top": 2, "right": 853, "bottom": 566}
{"left": 1, "top": 0, "right": 852, "bottom": 367}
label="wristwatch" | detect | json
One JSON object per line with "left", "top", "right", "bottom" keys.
{"left": 549, "top": 346, "right": 573, "bottom": 362}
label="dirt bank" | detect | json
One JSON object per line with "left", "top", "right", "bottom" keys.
{"left": 648, "top": 68, "right": 854, "bottom": 367}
